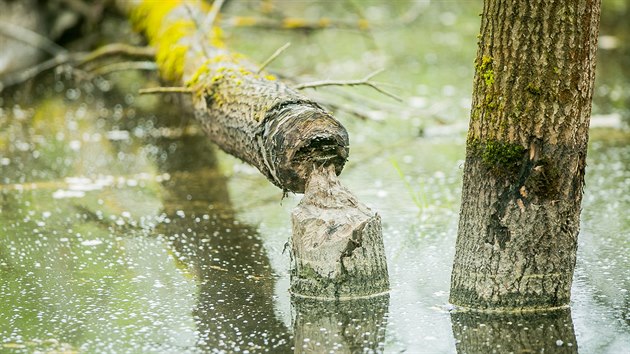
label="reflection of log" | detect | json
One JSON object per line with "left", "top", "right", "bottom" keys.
{"left": 121, "top": 0, "right": 389, "bottom": 299}
{"left": 150, "top": 114, "right": 292, "bottom": 352}
{"left": 292, "top": 295, "right": 389, "bottom": 353}
{"left": 450, "top": 309, "right": 578, "bottom": 354}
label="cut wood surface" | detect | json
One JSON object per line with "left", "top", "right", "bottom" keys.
{"left": 119, "top": 0, "right": 389, "bottom": 299}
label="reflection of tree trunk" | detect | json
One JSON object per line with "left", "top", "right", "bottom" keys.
{"left": 450, "top": 309, "right": 578, "bottom": 354}
{"left": 152, "top": 118, "right": 292, "bottom": 352}
{"left": 292, "top": 295, "right": 389, "bottom": 354}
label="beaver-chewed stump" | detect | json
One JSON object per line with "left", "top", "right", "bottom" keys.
{"left": 291, "top": 165, "right": 389, "bottom": 300}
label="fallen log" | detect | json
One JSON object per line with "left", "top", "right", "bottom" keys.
{"left": 119, "top": 0, "right": 389, "bottom": 299}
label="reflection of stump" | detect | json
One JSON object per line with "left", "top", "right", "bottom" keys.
{"left": 450, "top": 309, "right": 578, "bottom": 354}
{"left": 292, "top": 295, "right": 389, "bottom": 353}
{"left": 290, "top": 165, "right": 389, "bottom": 299}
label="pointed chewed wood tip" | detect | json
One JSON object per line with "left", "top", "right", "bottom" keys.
{"left": 289, "top": 165, "right": 389, "bottom": 300}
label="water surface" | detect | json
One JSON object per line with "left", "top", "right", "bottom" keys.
{"left": 1, "top": 1, "right": 629, "bottom": 353}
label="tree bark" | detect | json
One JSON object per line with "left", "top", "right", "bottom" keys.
{"left": 450, "top": 0, "right": 601, "bottom": 310}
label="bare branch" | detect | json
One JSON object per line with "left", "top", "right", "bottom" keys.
{"left": 202, "top": 0, "right": 226, "bottom": 32}
{"left": 0, "top": 20, "right": 67, "bottom": 56}
{"left": 295, "top": 69, "right": 402, "bottom": 102}
{"left": 257, "top": 42, "right": 291, "bottom": 74}
{"left": 138, "top": 86, "right": 194, "bottom": 95}
{"left": 77, "top": 44, "right": 155, "bottom": 65}
{"left": 0, "top": 43, "right": 155, "bottom": 90}
{"left": 89, "top": 61, "right": 158, "bottom": 76}
{"left": 0, "top": 54, "right": 70, "bottom": 91}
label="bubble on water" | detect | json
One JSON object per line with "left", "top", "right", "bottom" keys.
{"left": 439, "top": 11, "right": 457, "bottom": 26}
{"left": 106, "top": 130, "right": 130, "bottom": 141}
{"left": 81, "top": 239, "right": 103, "bottom": 247}
{"left": 442, "top": 85, "right": 456, "bottom": 96}
{"left": 556, "top": 339, "right": 564, "bottom": 346}
{"left": 69, "top": 140, "right": 81, "bottom": 151}
{"left": 15, "top": 141, "right": 30, "bottom": 151}
{"left": 67, "top": 120, "right": 78, "bottom": 131}
{"left": 52, "top": 189, "right": 85, "bottom": 199}
{"left": 65, "top": 88, "right": 81, "bottom": 100}
{"left": 54, "top": 81, "right": 64, "bottom": 92}
{"left": 95, "top": 77, "right": 111, "bottom": 92}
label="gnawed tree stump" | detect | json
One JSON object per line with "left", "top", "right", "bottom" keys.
{"left": 291, "top": 165, "right": 389, "bottom": 299}
{"left": 120, "top": 0, "right": 389, "bottom": 299}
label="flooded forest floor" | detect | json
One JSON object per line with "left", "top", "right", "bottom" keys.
{"left": 1, "top": 1, "right": 629, "bottom": 353}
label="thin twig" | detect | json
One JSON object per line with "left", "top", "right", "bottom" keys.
{"left": 77, "top": 44, "right": 155, "bottom": 65}
{"left": 89, "top": 61, "right": 158, "bottom": 76}
{"left": 138, "top": 87, "right": 194, "bottom": 95}
{"left": 183, "top": 3, "right": 212, "bottom": 60}
{"left": 295, "top": 69, "right": 402, "bottom": 102}
{"left": 0, "top": 54, "right": 70, "bottom": 90}
{"left": 0, "top": 21, "right": 67, "bottom": 56}
{"left": 202, "top": 0, "right": 226, "bottom": 33}
{"left": 0, "top": 43, "right": 156, "bottom": 90}
{"left": 257, "top": 42, "right": 291, "bottom": 74}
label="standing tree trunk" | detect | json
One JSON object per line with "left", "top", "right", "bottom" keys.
{"left": 450, "top": 0, "right": 601, "bottom": 310}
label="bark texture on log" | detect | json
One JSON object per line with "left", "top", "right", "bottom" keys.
{"left": 291, "top": 165, "right": 389, "bottom": 299}
{"left": 450, "top": 0, "right": 601, "bottom": 310}
{"left": 121, "top": 0, "right": 348, "bottom": 193}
